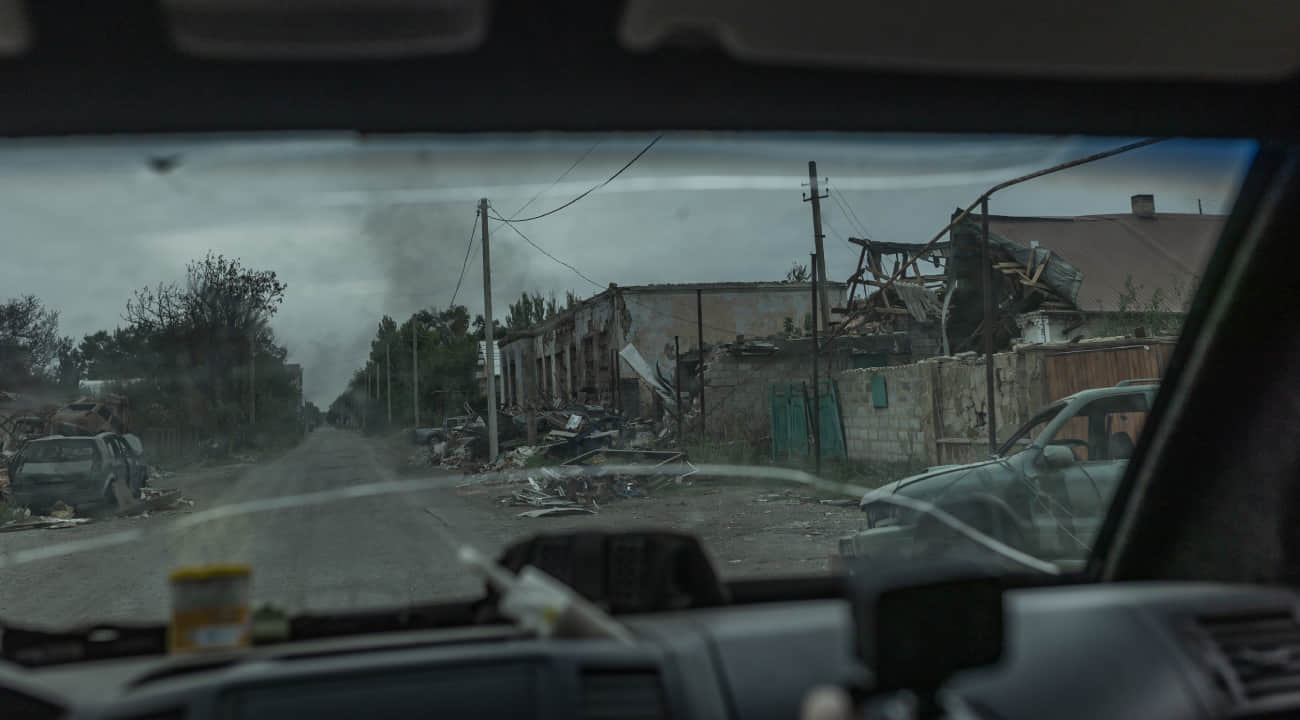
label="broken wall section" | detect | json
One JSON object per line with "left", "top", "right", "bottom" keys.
{"left": 701, "top": 333, "right": 913, "bottom": 444}
{"left": 836, "top": 337, "right": 1175, "bottom": 467}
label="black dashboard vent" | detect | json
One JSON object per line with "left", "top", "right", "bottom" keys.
{"left": 579, "top": 668, "right": 668, "bottom": 720}
{"left": 1201, "top": 612, "right": 1300, "bottom": 703}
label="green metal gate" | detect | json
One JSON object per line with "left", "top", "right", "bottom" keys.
{"left": 770, "top": 379, "right": 846, "bottom": 462}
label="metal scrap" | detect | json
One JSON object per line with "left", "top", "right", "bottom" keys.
{"left": 517, "top": 507, "right": 596, "bottom": 518}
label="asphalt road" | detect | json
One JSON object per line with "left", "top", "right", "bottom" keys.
{"left": 0, "top": 427, "right": 504, "bottom": 629}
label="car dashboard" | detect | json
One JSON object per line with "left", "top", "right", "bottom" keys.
{"left": 2, "top": 582, "right": 1298, "bottom": 720}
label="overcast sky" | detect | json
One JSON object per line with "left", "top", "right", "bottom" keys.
{"left": 0, "top": 133, "right": 1255, "bottom": 405}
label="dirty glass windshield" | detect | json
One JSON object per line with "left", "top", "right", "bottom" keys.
{"left": 0, "top": 133, "right": 1254, "bottom": 627}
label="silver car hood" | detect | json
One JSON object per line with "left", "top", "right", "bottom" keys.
{"left": 859, "top": 456, "right": 1008, "bottom": 507}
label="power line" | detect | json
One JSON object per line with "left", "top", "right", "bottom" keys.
{"left": 828, "top": 185, "right": 871, "bottom": 239}
{"left": 821, "top": 218, "right": 862, "bottom": 264}
{"left": 501, "top": 135, "right": 663, "bottom": 223}
{"left": 492, "top": 214, "right": 604, "bottom": 289}
{"left": 509, "top": 140, "right": 602, "bottom": 220}
{"left": 448, "top": 209, "right": 480, "bottom": 307}
{"left": 491, "top": 207, "right": 736, "bottom": 335}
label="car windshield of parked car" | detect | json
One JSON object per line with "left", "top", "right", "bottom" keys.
{"left": 0, "top": 133, "right": 1254, "bottom": 627}
{"left": 997, "top": 403, "right": 1065, "bottom": 456}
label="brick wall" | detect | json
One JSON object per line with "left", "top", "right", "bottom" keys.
{"left": 705, "top": 349, "right": 816, "bottom": 442}
{"left": 702, "top": 333, "right": 917, "bottom": 444}
{"left": 838, "top": 364, "right": 934, "bottom": 464}
{"left": 835, "top": 339, "right": 1164, "bottom": 467}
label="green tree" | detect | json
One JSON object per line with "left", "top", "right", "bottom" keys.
{"left": 786, "top": 262, "right": 811, "bottom": 282}
{"left": 0, "top": 295, "right": 72, "bottom": 390}
{"left": 120, "top": 252, "right": 294, "bottom": 444}
{"left": 333, "top": 304, "right": 482, "bottom": 432}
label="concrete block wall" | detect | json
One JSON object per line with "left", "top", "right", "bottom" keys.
{"left": 837, "top": 364, "right": 934, "bottom": 465}
{"left": 705, "top": 352, "right": 814, "bottom": 442}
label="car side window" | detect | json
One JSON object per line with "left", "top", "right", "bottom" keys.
{"left": 1048, "top": 416, "right": 1091, "bottom": 461}
{"left": 1048, "top": 394, "right": 1151, "bottom": 462}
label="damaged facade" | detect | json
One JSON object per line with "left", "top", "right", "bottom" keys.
{"left": 498, "top": 281, "right": 846, "bottom": 418}
{"left": 839, "top": 194, "right": 1223, "bottom": 354}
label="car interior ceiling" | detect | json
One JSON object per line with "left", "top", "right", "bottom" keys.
{"left": 4, "top": 3, "right": 1300, "bottom": 719}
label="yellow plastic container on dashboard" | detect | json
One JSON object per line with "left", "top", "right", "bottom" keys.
{"left": 168, "top": 565, "right": 252, "bottom": 653}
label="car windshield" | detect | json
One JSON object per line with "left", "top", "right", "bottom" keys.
{"left": 0, "top": 133, "right": 1253, "bottom": 626}
{"left": 996, "top": 403, "right": 1065, "bottom": 456}
{"left": 20, "top": 440, "right": 96, "bottom": 462}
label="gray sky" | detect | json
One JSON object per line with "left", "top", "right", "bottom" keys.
{"left": 0, "top": 134, "right": 1255, "bottom": 405}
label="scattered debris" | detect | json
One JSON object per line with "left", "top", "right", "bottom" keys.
{"left": 0, "top": 516, "right": 92, "bottom": 532}
{"left": 118, "top": 487, "right": 190, "bottom": 516}
{"left": 48, "top": 501, "right": 75, "bottom": 519}
{"left": 517, "top": 507, "right": 596, "bottom": 518}
{"left": 498, "top": 448, "right": 698, "bottom": 516}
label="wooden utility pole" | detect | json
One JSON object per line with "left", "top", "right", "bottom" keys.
{"left": 696, "top": 289, "right": 706, "bottom": 443}
{"left": 810, "top": 252, "right": 822, "bottom": 476}
{"left": 804, "top": 161, "right": 831, "bottom": 332}
{"left": 412, "top": 322, "right": 419, "bottom": 428}
{"left": 981, "top": 197, "right": 997, "bottom": 454}
{"left": 385, "top": 341, "right": 392, "bottom": 424}
{"left": 479, "top": 199, "right": 499, "bottom": 462}
{"left": 674, "top": 336, "right": 682, "bottom": 441}
{"left": 248, "top": 334, "right": 256, "bottom": 425}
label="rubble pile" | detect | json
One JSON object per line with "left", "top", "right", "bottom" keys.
{"left": 502, "top": 448, "right": 697, "bottom": 518}
{"left": 405, "top": 395, "right": 697, "bottom": 480}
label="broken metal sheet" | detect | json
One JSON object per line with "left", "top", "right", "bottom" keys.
{"left": 565, "top": 414, "right": 583, "bottom": 431}
{"left": 517, "top": 507, "right": 596, "bottom": 518}
{"left": 619, "top": 344, "right": 674, "bottom": 403}
{"left": 893, "top": 282, "right": 944, "bottom": 321}
{"left": 0, "top": 517, "right": 93, "bottom": 532}
{"left": 951, "top": 221, "right": 1084, "bottom": 304}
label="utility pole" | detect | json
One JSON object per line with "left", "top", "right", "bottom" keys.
{"left": 810, "top": 252, "right": 822, "bottom": 476}
{"left": 248, "top": 334, "right": 256, "bottom": 425}
{"left": 479, "top": 199, "right": 499, "bottom": 462}
{"left": 981, "top": 197, "right": 997, "bottom": 454}
{"left": 804, "top": 161, "right": 831, "bottom": 332}
{"left": 674, "top": 336, "right": 682, "bottom": 441}
{"left": 412, "top": 322, "right": 419, "bottom": 428}
{"left": 386, "top": 341, "right": 392, "bottom": 425}
{"left": 696, "top": 289, "right": 706, "bottom": 443}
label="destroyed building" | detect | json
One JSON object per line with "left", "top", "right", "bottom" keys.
{"left": 838, "top": 194, "right": 1223, "bottom": 353}
{"left": 477, "top": 340, "right": 503, "bottom": 400}
{"left": 498, "top": 281, "right": 846, "bottom": 417}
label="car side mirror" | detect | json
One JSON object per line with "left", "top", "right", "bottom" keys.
{"left": 1041, "top": 445, "right": 1076, "bottom": 469}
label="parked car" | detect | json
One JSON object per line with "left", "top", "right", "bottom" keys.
{"left": 8, "top": 434, "right": 144, "bottom": 511}
{"left": 105, "top": 432, "right": 149, "bottom": 493}
{"left": 837, "top": 380, "right": 1160, "bottom": 570}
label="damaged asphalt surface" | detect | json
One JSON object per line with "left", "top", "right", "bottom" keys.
{"left": 0, "top": 427, "right": 868, "bottom": 629}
